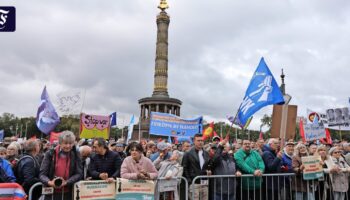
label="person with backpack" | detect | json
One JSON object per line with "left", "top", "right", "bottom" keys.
{"left": 16, "top": 139, "right": 41, "bottom": 195}
{"left": 39, "top": 131, "right": 83, "bottom": 200}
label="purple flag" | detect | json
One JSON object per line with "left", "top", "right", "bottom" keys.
{"left": 36, "top": 86, "right": 60, "bottom": 134}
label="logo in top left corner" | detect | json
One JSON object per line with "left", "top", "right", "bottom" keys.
{"left": 0, "top": 7, "right": 16, "bottom": 32}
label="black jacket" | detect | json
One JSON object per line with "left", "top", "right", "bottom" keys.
{"left": 89, "top": 149, "right": 122, "bottom": 179}
{"left": 39, "top": 146, "right": 83, "bottom": 187}
{"left": 182, "top": 147, "right": 210, "bottom": 184}
{"left": 16, "top": 153, "right": 40, "bottom": 193}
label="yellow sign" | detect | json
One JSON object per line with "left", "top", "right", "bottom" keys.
{"left": 80, "top": 113, "right": 110, "bottom": 139}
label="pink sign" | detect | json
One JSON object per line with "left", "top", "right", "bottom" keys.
{"left": 81, "top": 113, "right": 110, "bottom": 130}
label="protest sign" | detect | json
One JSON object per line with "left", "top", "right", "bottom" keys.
{"left": 74, "top": 180, "right": 115, "bottom": 200}
{"left": 304, "top": 124, "right": 326, "bottom": 141}
{"left": 116, "top": 178, "right": 155, "bottom": 200}
{"left": 301, "top": 156, "right": 323, "bottom": 180}
{"left": 158, "top": 179, "right": 178, "bottom": 192}
{"left": 150, "top": 112, "right": 202, "bottom": 137}
{"left": 80, "top": 113, "right": 110, "bottom": 139}
{"left": 271, "top": 105, "right": 297, "bottom": 139}
{"left": 55, "top": 89, "right": 85, "bottom": 116}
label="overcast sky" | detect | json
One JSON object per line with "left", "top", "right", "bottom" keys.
{"left": 1, "top": 0, "right": 350, "bottom": 131}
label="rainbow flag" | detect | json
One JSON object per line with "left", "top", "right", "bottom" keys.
{"left": 0, "top": 183, "right": 26, "bottom": 200}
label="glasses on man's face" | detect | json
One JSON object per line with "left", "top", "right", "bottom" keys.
{"left": 243, "top": 143, "right": 250, "bottom": 146}
{"left": 333, "top": 151, "right": 341, "bottom": 154}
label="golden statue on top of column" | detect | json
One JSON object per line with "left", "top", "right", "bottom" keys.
{"left": 158, "top": 0, "right": 169, "bottom": 11}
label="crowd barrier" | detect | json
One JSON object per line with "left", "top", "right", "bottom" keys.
{"left": 191, "top": 173, "right": 349, "bottom": 200}
{"left": 26, "top": 174, "right": 349, "bottom": 200}
{"left": 27, "top": 177, "right": 188, "bottom": 200}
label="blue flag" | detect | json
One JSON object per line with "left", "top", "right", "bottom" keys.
{"left": 0, "top": 129, "right": 4, "bottom": 141}
{"left": 36, "top": 86, "right": 60, "bottom": 135}
{"left": 126, "top": 115, "right": 135, "bottom": 144}
{"left": 236, "top": 58, "right": 284, "bottom": 126}
{"left": 110, "top": 112, "right": 117, "bottom": 127}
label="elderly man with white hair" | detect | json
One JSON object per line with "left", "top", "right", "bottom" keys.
{"left": 39, "top": 131, "right": 83, "bottom": 200}
{"left": 79, "top": 145, "right": 92, "bottom": 180}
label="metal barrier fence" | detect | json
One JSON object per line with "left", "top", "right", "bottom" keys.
{"left": 26, "top": 174, "right": 349, "bottom": 200}
{"left": 27, "top": 177, "right": 188, "bottom": 200}
{"left": 191, "top": 173, "right": 349, "bottom": 200}
{"left": 28, "top": 182, "right": 42, "bottom": 200}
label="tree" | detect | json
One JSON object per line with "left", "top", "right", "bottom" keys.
{"left": 260, "top": 114, "right": 272, "bottom": 131}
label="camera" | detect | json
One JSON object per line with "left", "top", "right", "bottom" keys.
{"left": 54, "top": 177, "right": 63, "bottom": 187}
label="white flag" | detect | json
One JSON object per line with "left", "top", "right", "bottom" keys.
{"left": 55, "top": 89, "right": 85, "bottom": 116}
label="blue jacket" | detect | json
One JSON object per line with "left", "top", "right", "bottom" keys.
{"left": 16, "top": 153, "right": 40, "bottom": 192}
{"left": 0, "top": 158, "right": 16, "bottom": 183}
{"left": 281, "top": 153, "right": 294, "bottom": 173}
{"left": 261, "top": 144, "right": 282, "bottom": 190}
{"left": 262, "top": 144, "right": 282, "bottom": 173}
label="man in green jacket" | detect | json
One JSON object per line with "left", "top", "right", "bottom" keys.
{"left": 234, "top": 139, "right": 265, "bottom": 200}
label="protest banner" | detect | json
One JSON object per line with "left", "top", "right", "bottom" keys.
{"left": 116, "top": 178, "right": 155, "bottom": 200}
{"left": 149, "top": 112, "right": 202, "bottom": 137}
{"left": 73, "top": 180, "right": 115, "bottom": 200}
{"left": 55, "top": 89, "right": 85, "bottom": 116}
{"left": 158, "top": 179, "right": 178, "bottom": 192}
{"left": 304, "top": 124, "right": 326, "bottom": 141}
{"left": 80, "top": 113, "right": 110, "bottom": 139}
{"left": 301, "top": 156, "right": 324, "bottom": 180}
{"left": 326, "top": 107, "right": 350, "bottom": 127}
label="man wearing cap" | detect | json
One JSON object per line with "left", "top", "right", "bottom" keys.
{"left": 212, "top": 136, "right": 220, "bottom": 146}
{"left": 151, "top": 141, "right": 172, "bottom": 162}
{"left": 280, "top": 141, "right": 295, "bottom": 200}
{"left": 281, "top": 141, "right": 295, "bottom": 172}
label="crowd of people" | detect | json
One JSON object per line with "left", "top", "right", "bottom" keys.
{"left": 0, "top": 131, "right": 350, "bottom": 200}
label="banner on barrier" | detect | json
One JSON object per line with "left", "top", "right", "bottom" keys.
{"left": 74, "top": 180, "right": 115, "bottom": 200}
{"left": 116, "top": 178, "right": 155, "bottom": 200}
{"left": 302, "top": 156, "right": 324, "bottom": 180}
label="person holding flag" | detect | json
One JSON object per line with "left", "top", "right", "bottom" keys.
{"left": 211, "top": 134, "right": 241, "bottom": 200}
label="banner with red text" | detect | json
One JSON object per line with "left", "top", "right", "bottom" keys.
{"left": 302, "top": 156, "right": 324, "bottom": 180}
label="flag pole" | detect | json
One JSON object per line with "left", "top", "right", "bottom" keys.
{"left": 79, "top": 89, "right": 86, "bottom": 118}
{"left": 226, "top": 105, "right": 242, "bottom": 137}
{"left": 139, "top": 117, "right": 141, "bottom": 142}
